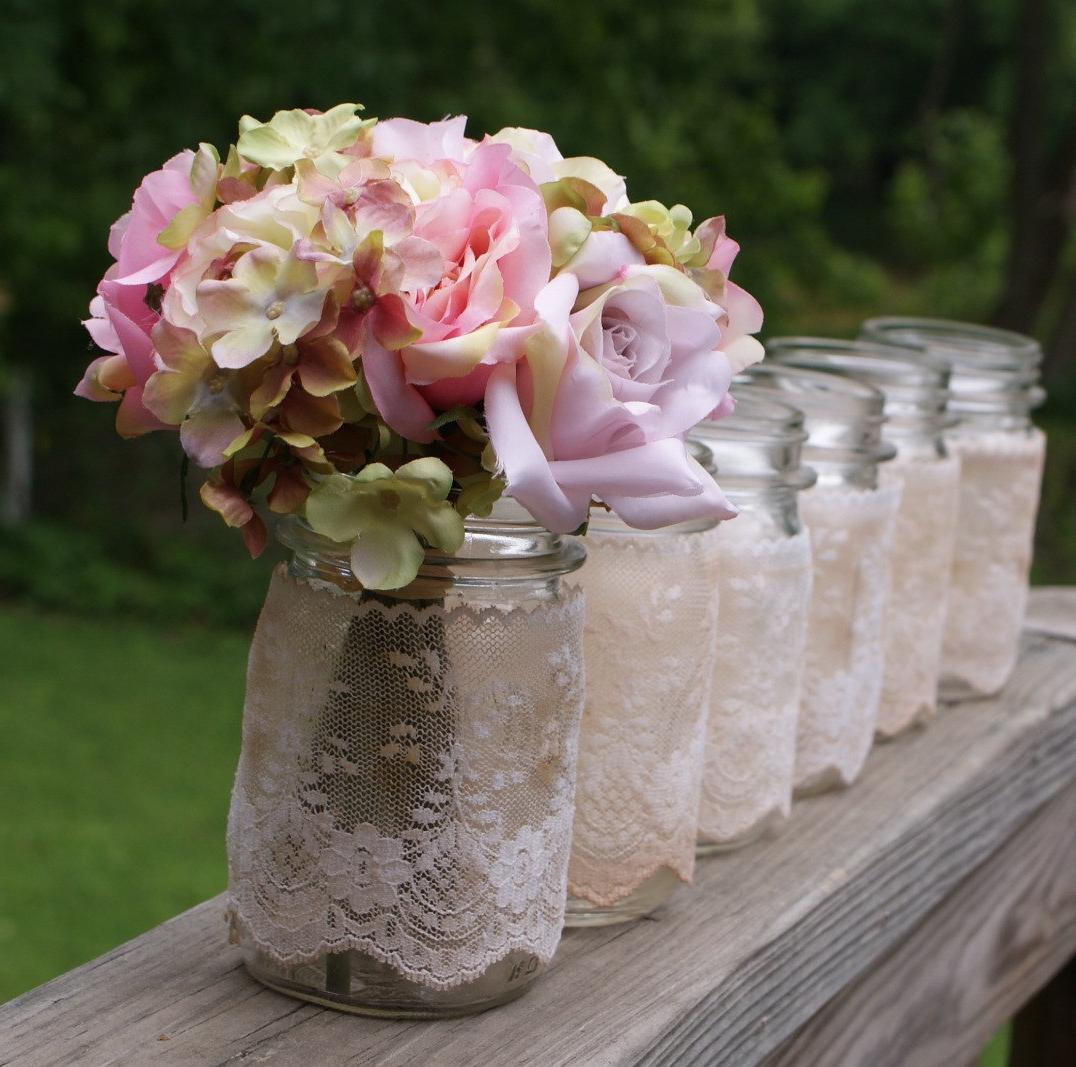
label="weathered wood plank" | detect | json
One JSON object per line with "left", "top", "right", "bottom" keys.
{"left": 759, "top": 782, "right": 1076, "bottom": 1067}
{"left": 1024, "top": 584, "right": 1076, "bottom": 641}
{"left": 2, "top": 616, "right": 1075, "bottom": 1067}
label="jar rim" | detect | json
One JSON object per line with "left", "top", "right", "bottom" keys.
{"left": 859, "top": 316, "right": 1044, "bottom": 418}
{"left": 764, "top": 337, "right": 950, "bottom": 436}
{"left": 740, "top": 361, "right": 887, "bottom": 418}
{"left": 860, "top": 316, "right": 1042, "bottom": 370}
{"left": 736, "top": 363, "right": 894, "bottom": 477}
{"left": 696, "top": 386, "right": 808, "bottom": 444}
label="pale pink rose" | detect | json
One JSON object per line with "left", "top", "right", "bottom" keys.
{"left": 485, "top": 273, "right": 736, "bottom": 533}
{"left": 111, "top": 151, "right": 201, "bottom": 285}
{"left": 363, "top": 141, "right": 552, "bottom": 441}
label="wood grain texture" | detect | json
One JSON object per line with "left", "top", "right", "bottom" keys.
{"left": 1024, "top": 585, "right": 1076, "bottom": 641}
{"left": 2, "top": 608, "right": 1075, "bottom": 1067}
{"left": 760, "top": 783, "right": 1076, "bottom": 1067}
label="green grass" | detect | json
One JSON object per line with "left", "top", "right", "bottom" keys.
{"left": 0, "top": 606, "right": 249, "bottom": 1001}
{"left": 981, "top": 1026, "right": 1010, "bottom": 1066}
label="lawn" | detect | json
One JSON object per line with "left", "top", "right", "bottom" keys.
{"left": 0, "top": 606, "right": 248, "bottom": 1001}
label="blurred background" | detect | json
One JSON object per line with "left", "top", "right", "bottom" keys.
{"left": 0, "top": 0, "right": 1072, "bottom": 1048}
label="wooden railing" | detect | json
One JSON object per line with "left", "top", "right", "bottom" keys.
{"left": 2, "top": 588, "right": 1075, "bottom": 1066}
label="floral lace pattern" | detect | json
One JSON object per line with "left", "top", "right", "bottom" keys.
{"left": 876, "top": 452, "right": 961, "bottom": 736}
{"left": 698, "top": 522, "right": 813, "bottom": 846}
{"left": 796, "top": 483, "right": 902, "bottom": 792}
{"left": 942, "top": 428, "right": 1046, "bottom": 696}
{"left": 227, "top": 566, "right": 585, "bottom": 990}
{"left": 568, "top": 525, "right": 722, "bottom": 905}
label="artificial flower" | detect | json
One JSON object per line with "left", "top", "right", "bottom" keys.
{"left": 305, "top": 459, "right": 465, "bottom": 589}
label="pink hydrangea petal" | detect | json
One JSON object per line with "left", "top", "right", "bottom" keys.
{"left": 115, "top": 386, "right": 169, "bottom": 438}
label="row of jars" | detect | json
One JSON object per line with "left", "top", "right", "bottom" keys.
{"left": 227, "top": 316, "right": 1046, "bottom": 1018}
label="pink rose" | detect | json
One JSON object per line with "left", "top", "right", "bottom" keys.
{"left": 111, "top": 150, "right": 201, "bottom": 286}
{"left": 363, "top": 141, "right": 552, "bottom": 440}
{"left": 76, "top": 273, "right": 167, "bottom": 436}
{"left": 485, "top": 272, "right": 736, "bottom": 533}
{"left": 369, "top": 116, "right": 472, "bottom": 166}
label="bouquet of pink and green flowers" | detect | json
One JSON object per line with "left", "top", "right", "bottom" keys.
{"left": 76, "top": 104, "right": 761, "bottom": 589}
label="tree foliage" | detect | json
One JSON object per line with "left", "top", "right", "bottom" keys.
{"left": 0, "top": 0, "right": 1073, "bottom": 536}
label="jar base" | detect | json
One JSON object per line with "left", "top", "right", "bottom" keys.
{"left": 564, "top": 866, "right": 681, "bottom": 927}
{"left": 793, "top": 769, "right": 852, "bottom": 799}
{"left": 696, "top": 811, "right": 785, "bottom": 856}
{"left": 243, "top": 948, "right": 542, "bottom": 1019}
{"left": 938, "top": 675, "right": 1003, "bottom": 702}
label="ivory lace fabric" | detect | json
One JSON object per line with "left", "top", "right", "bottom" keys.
{"left": 568, "top": 525, "right": 722, "bottom": 905}
{"left": 796, "top": 483, "right": 902, "bottom": 792}
{"left": 697, "top": 521, "right": 813, "bottom": 847}
{"left": 876, "top": 453, "right": 961, "bottom": 736}
{"left": 942, "top": 428, "right": 1046, "bottom": 696}
{"left": 227, "top": 566, "right": 586, "bottom": 990}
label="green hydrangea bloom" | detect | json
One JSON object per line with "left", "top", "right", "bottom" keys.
{"left": 304, "top": 458, "right": 465, "bottom": 590}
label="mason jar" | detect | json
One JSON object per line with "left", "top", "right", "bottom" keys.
{"left": 564, "top": 443, "right": 724, "bottom": 925}
{"left": 227, "top": 500, "right": 586, "bottom": 1017}
{"left": 861, "top": 317, "right": 1046, "bottom": 698}
{"left": 692, "top": 389, "right": 816, "bottom": 853}
{"left": 741, "top": 362, "right": 901, "bottom": 794}
{"left": 766, "top": 338, "right": 961, "bottom": 737}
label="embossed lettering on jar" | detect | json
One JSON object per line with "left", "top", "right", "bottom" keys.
{"left": 861, "top": 317, "right": 1046, "bottom": 699}
{"left": 565, "top": 443, "right": 724, "bottom": 925}
{"left": 767, "top": 338, "right": 960, "bottom": 738}
{"left": 227, "top": 501, "right": 586, "bottom": 1017}
{"left": 741, "top": 363, "right": 901, "bottom": 795}
{"left": 693, "top": 389, "right": 815, "bottom": 853}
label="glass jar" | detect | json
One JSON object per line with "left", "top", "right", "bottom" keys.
{"left": 227, "top": 500, "right": 586, "bottom": 1017}
{"left": 564, "top": 443, "right": 724, "bottom": 925}
{"left": 861, "top": 317, "right": 1047, "bottom": 697}
{"left": 692, "top": 389, "right": 816, "bottom": 853}
{"left": 766, "top": 338, "right": 961, "bottom": 737}
{"left": 740, "top": 363, "right": 901, "bottom": 794}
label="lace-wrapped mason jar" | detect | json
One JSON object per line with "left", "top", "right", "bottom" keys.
{"left": 226, "top": 501, "right": 586, "bottom": 1017}
{"left": 692, "top": 390, "right": 816, "bottom": 854}
{"left": 861, "top": 317, "right": 1046, "bottom": 698}
{"left": 741, "top": 363, "right": 901, "bottom": 795}
{"left": 766, "top": 338, "right": 961, "bottom": 737}
{"left": 565, "top": 443, "right": 724, "bottom": 925}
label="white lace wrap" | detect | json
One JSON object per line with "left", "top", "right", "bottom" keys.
{"left": 568, "top": 525, "right": 722, "bottom": 905}
{"left": 876, "top": 452, "right": 961, "bottom": 736}
{"left": 942, "top": 428, "right": 1045, "bottom": 696}
{"left": 698, "top": 521, "right": 813, "bottom": 847}
{"left": 796, "top": 483, "right": 902, "bottom": 792}
{"left": 226, "top": 566, "right": 586, "bottom": 990}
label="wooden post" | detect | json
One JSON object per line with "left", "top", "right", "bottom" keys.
{"left": 1, "top": 367, "right": 32, "bottom": 525}
{"left": 1009, "top": 955, "right": 1076, "bottom": 1067}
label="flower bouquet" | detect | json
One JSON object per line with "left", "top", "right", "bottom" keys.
{"left": 75, "top": 104, "right": 760, "bottom": 1015}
